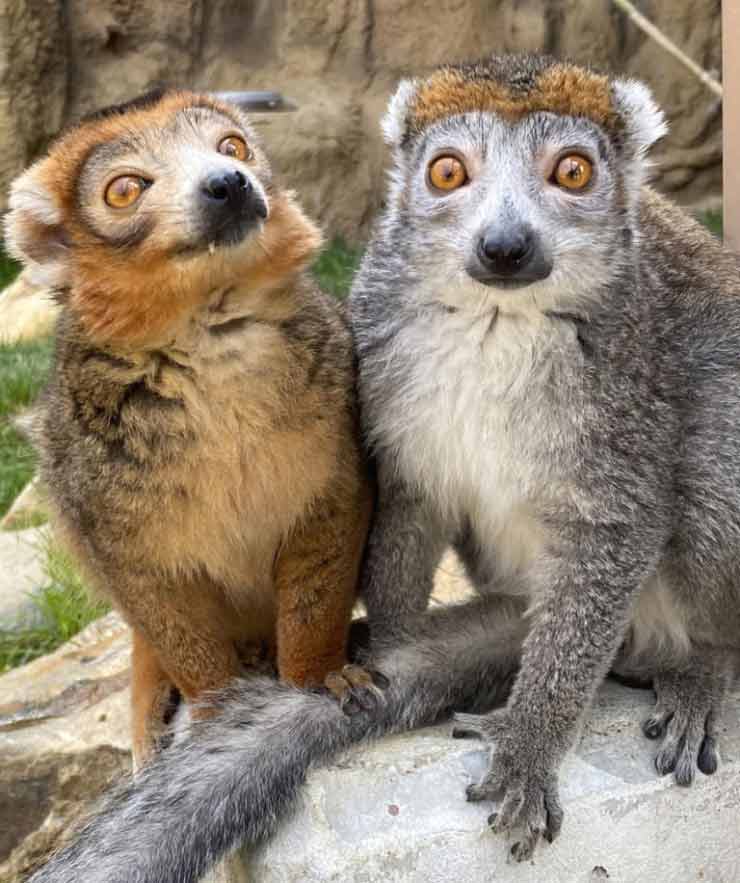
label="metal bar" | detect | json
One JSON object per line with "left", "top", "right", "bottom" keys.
{"left": 211, "top": 91, "right": 297, "bottom": 113}
{"left": 724, "top": 2, "right": 739, "bottom": 250}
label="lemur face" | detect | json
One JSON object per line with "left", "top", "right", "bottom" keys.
{"left": 382, "top": 56, "right": 666, "bottom": 314}
{"left": 5, "top": 91, "right": 321, "bottom": 345}
{"left": 404, "top": 113, "right": 622, "bottom": 304}
{"left": 77, "top": 102, "right": 270, "bottom": 257}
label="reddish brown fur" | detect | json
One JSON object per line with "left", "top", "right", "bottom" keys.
{"left": 410, "top": 63, "right": 621, "bottom": 136}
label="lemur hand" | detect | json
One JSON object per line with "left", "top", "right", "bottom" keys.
{"left": 453, "top": 708, "right": 564, "bottom": 862}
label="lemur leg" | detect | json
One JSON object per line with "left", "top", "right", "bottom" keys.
{"left": 274, "top": 490, "right": 373, "bottom": 706}
{"left": 643, "top": 650, "right": 734, "bottom": 785}
{"left": 361, "top": 473, "right": 448, "bottom": 644}
{"left": 130, "top": 629, "right": 180, "bottom": 768}
{"left": 453, "top": 521, "right": 658, "bottom": 863}
{"left": 118, "top": 570, "right": 243, "bottom": 717}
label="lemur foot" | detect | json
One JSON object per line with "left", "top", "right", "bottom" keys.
{"left": 643, "top": 667, "right": 722, "bottom": 786}
{"left": 452, "top": 710, "right": 563, "bottom": 861}
{"left": 323, "top": 664, "right": 389, "bottom": 715}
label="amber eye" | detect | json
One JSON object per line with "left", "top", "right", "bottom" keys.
{"left": 218, "top": 135, "right": 250, "bottom": 161}
{"left": 428, "top": 155, "right": 468, "bottom": 192}
{"left": 104, "top": 175, "right": 146, "bottom": 208}
{"left": 553, "top": 154, "right": 593, "bottom": 191}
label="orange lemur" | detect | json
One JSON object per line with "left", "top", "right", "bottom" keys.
{"left": 4, "top": 88, "right": 375, "bottom": 767}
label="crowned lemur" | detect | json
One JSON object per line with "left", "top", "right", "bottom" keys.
{"left": 27, "top": 55, "right": 740, "bottom": 883}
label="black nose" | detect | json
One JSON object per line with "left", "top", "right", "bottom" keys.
{"left": 202, "top": 169, "right": 250, "bottom": 205}
{"left": 198, "top": 169, "right": 268, "bottom": 249}
{"left": 470, "top": 225, "right": 552, "bottom": 286}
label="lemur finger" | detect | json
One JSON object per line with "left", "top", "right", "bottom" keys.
{"left": 642, "top": 708, "right": 673, "bottom": 740}
{"left": 323, "top": 664, "right": 387, "bottom": 715}
{"left": 510, "top": 834, "right": 538, "bottom": 863}
{"left": 489, "top": 788, "right": 525, "bottom": 834}
{"left": 465, "top": 774, "right": 503, "bottom": 803}
{"left": 543, "top": 782, "right": 564, "bottom": 843}
{"left": 698, "top": 734, "right": 719, "bottom": 775}
{"left": 452, "top": 715, "right": 486, "bottom": 740}
{"left": 653, "top": 704, "right": 708, "bottom": 785}
{"left": 453, "top": 710, "right": 507, "bottom": 741}
{"left": 509, "top": 792, "right": 549, "bottom": 862}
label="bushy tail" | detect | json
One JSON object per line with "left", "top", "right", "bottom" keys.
{"left": 30, "top": 599, "right": 523, "bottom": 883}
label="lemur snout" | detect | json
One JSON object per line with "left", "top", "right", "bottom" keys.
{"left": 200, "top": 168, "right": 268, "bottom": 245}
{"left": 469, "top": 224, "right": 552, "bottom": 287}
{"left": 202, "top": 169, "right": 248, "bottom": 204}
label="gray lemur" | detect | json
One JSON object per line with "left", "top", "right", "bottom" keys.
{"left": 28, "top": 56, "right": 740, "bottom": 883}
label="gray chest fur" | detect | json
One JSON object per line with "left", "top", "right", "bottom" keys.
{"left": 365, "top": 300, "right": 585, "bottom": 577}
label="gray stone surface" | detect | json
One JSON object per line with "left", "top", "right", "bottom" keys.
{"left": 0, "top": 613, "right": 131, "bottom": 882}
{"left": 0, "top": 527, "right": 48, "bottom": 625}
{"left": 248, "top": 681, "right": 740, "bottom": 883}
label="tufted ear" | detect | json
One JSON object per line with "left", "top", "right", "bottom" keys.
{"left": 4, "top": 163, "right": 71, "bottom": 289}
{"left": 612, "top": 78, "right": 668, "bottom": 154}
{"left": 381, "top": 78, "right": 420, "bottom": 148}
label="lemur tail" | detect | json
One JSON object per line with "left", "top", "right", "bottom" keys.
{"left": 29, "top": 600, "right": 523, "bottom": 883}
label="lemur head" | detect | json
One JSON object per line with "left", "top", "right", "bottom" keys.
{"left": 381, "top": 55, "right": 666, "bottom": 312}
{"left": 4, "top": 89, "right": 321, "bottom": 346}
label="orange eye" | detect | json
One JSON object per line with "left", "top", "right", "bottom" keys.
{"left": 553, "top": 154, "right": 593, "bottom": 191}
{"left": 428, "top": 155, "right": 468, "bottom": 192}
{"left": 104, "top": 175, "right": 145, "bottom": 208}
{"left": 218, "top": 135, "right": 250, "bottom": 161}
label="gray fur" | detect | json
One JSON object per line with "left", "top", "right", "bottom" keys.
{"left": 28, "top": 54, "right": 740, "bottom": 877}
{"left": 29, "top": 601, "right": 523, "bottom": 883}
{"left": 350, "top": 55, "right": 740, "bottom": 859}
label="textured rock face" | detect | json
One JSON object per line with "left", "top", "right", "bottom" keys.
{"left": 0, "top": 274, "right": 59, "bottom": 345}
{"left": 0, "top": 613, "right": 132, "bottom": 883}
{"left": 0, "top": 526, "right": 47, "bottom": 624}
{"left": 0, "top": 0, "right": 722, "bottom": 238}
{"left": 248, "top": 681, "right": 740, "bottom": 883}
{"left": 0, "top": 557, "right": 469, "bottom": 880}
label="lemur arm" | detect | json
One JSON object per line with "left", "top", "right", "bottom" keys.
{"left": 456, "top": 516, "right": 663, "bottom": 861}
{"left": 360, "top": 467, "right": 449, "bottom": 642}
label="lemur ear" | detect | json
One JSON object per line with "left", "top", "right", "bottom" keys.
{"left": 4, "top": 165, "right": 71, "bottom": 289}
{"left": 611, "top": 79, "right": 668, "bottom": 153}
{"left": 381, "top": 79, "right": 419, "bottom": 148}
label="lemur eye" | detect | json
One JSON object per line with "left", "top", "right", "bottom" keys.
{"left": 428, "top": 155, "right": 468, "bottom": 192}
{"left": 553, "top": 154, "right": 593, "bottom": 191}
{"left": 218, "top": 136, "right": 250, "bottom": 161}
{"left": 104, "top": 176, "right": 147, "bottom": 209}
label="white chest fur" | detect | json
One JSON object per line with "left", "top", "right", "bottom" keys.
{"left": 370, "top": 303, "right": 583, "bottom": 578}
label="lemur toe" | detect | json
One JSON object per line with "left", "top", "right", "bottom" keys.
{"left": 698, "top": 735, "right": 718, "bottom": 775}
{"left": 642, "top": 712, "right": 671, "bottom": 740}
{"left": 323, "top": 664, "right": 387, "bottom": 715}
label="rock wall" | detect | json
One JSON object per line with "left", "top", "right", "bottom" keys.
{"left": 0, "top": 0, "right": 722, "bottom": 239}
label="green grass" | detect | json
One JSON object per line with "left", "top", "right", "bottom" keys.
{"left": 697, "top": 208, "right": 723, "bottom": 238}
{"left": 0, "top": 248, "right": 21, "bottom": 289}
{"left": 0, "top": 337, "right": 53, "bottom": 518}
{"left": 0, "top": 539, "right": 107, "bottom": 673}
{"left": 312, "top": 238, "right": 363, "bottom": 299}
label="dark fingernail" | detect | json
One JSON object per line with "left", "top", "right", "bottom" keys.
{"left": 369, "top": 669, "right": 390, "bottom": 689}
{"left": 643, "top": 718, "right": 664, "bottom": 739}
{"left": 698, "top": 736, "right": 718, "bottom": 775}
{"left": 452, "top": 727, "right": 477, "bottom": 740}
